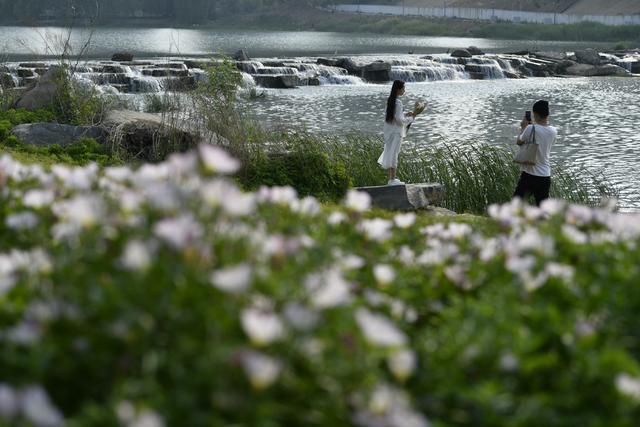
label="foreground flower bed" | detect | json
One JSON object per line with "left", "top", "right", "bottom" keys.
{"left": 1, "top": 147, "right": 640, "bottom": 427}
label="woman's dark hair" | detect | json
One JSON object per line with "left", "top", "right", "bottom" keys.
{"left": 385, "top": 80, "right": 405, "bottom": 124}
{"left": 533, "top": 100, "right": 550, "bottom": 118}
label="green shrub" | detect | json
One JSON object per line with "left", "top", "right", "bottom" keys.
{"left": 0, "top": 119, "right": 11, "bottom": 140}
{"left": 0, "top": 136, "right": 121, "bottom": 167}
{"left": 243, "top": 148, "right": 351, "bottom": 201}
{"left": 1, "top": 149, "right": 640, "bottom": 426}
{"left": 0, "top": 108, "right": 55, "bottom": 127}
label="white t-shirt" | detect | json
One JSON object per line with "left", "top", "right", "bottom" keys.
{"left": 518, "top": 124, "right": 557, "bottom": 177}
{"left": 383, "top": 99, "right": 414, "bottom": 138}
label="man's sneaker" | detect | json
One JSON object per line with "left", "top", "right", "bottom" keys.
{"left": 387, "top": 179, "right": 405, "bottom": 186}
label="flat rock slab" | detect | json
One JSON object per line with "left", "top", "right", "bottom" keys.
{"left": 11, "top": 123, "right": 106, "bottom": 147}
{"left": 356, "top": 183, "right": 445, "bottom": 211}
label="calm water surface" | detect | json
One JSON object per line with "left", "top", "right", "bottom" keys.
{"left": 0, "top": 26, "right": 611, "bottom": 60}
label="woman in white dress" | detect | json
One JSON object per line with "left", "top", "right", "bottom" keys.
{"left": 378, "top": 80, "right": 417, "bottom": 186}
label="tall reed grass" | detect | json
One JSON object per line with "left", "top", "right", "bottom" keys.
{"left": 250, "top": 129, "right": 618, "bottom": 214}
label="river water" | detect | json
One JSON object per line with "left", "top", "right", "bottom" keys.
{"left": 1, "top": 27, "right": 638, "bottom": 209}
{"left": 0, "top": 26, "right": 611, "bottom": 60}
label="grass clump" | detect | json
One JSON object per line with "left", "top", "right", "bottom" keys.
{"left": 1, "top": 136, "right": 121, "bottom": 167}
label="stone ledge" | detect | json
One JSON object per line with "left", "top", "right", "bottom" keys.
{"left": 355, "top": 183, "right": 446, "bottom": 211}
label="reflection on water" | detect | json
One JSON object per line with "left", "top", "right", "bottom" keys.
{"left": 248, "top": 76, "right": 640, "bottom": 211}
{"left": 0, "top": 26, "right": 612, "bottom": 60}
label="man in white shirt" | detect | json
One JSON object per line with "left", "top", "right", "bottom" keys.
{"left": 513, "top": 100, "right": 557, "bottom": 206}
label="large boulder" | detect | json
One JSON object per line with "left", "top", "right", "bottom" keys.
{"left": 14, "top": 66, "right": 66, "bottom": 110}
{"left": 316, "top": 58, "right": 341, "bottom": 67}
{"left": 101, "top": 110, "right": 201, "bottom": 161}
{"left": 111, "top": 52, "right": 134, "bottom": 62}
{"left": 467, "top": 46, "right": 485, "bottom": 56}
{"left": 233, "top": 49, "right": 250, "bottom": 61}
{"left": 362, "top": 62, "right": 391, "bottom": 82}
{"left": 575, "top": 49, "right": 601, "bottom": 65}
{"left": 532, "top": 51, "right": 567, "bottom": 61}
{"left": 355, "top": 183, "right": 445, "bottom": 211}
{"left": 594, "top": 64, "right": 631, "bottom": 76}
{"left": 565, "top": 63, "right": 597, "bottom": 76}
{"left": 336, "top": 58, "right": 361, "bottom": 76}
{"left": 565, "top": 63, "right": 629, "bottom": 77}
{"left": 451, "top": 49, "right": 472, "bottom": 58}
{"left": 253, "top": 75, "right": 299, "bottom": 89}
{"left": 11, "top": 123, "right": 106, "bottom": 147}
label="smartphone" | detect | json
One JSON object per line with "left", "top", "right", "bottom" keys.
{"left": 525, "top": 111, "right": 532, "bottom": 122}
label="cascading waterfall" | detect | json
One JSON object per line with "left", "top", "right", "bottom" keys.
{"left": 241, "top": 72, "right": 256, "bottom": 88}
{"left": 255, "top": 67, "right": 299, "bottom": 75}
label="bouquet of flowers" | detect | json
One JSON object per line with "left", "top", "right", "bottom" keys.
{"left": 413, "top": 101, "right": 426, "bottom": 116}
{"left": 407, "top": 101, "right": 426, "bottom": 133}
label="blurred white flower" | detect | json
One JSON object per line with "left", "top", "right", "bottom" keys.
{"left": 397, "top": 246, "right": 415, "bottom": 265}
{"left": 505, "top": 255, "right": 536, "bottom": 274}
{"left": 355, "top": 308, "right": 407, "bottom": 348}
{"left": 242, "top": 351, "right": 282, "bottom": 390}
{"left": 499, "top": 352, "right": 519, "bottom": 372}
{"left": 387, "top": 349, "right": 417, "bottom": 381}
{"left": 5, "top": 212, "right": 39, "bottom": 230}
{"left": 129, "top": 410, "right": 165, "bottom": 427}
{"left": 210, "top": 263, "right": 252, "bottom": 294}
{"left": 575, "top": 318, "right": 597, "bottom": 338}
{"left": 52, "top": 195, "right": 104, "bottom": 228}
{"left": 22, "top": 190, "right": 55, "bottom": 209}
{"left": 345, "top": 190, "right": 371, "bottom": 212}
{"left": 104, "top": 166, "right": 132, "bottom": 183}
{"left": 115, "top": 401, "right": 136, "bottom": 423}
{"left": 5, "top": 321, "right": 41, "bottom": 345}
{"left": 368, "top": 384, "right": 395, "bottom": 415}
{"left": 134, "top": 163, "right": 170, "bottom": 185}
{"left": 283, "top": 303, "right": 319, "bottom": 331}
{"left": 566, "top": 204, "right": 594, "bottom": 226}
{"left": 515, "top": 228, "right": 554, "bottom": 255}
{"left": 305, "top": 268, "right": 352, "bottom": 309}
{"left": 373, "top": 264, "right": 396, "bottom": 287}
{"left": 338, "top": 253, "right": 366, "bottom": 271}
{"left": 258, "top": 186, "right": 298, "bottom": 206}
{"left": 562, "top": 224, "right": 588, "bottom": 245}
{"left": 241, "top": 307, "right": 285, "bottom": 346}
{"left": 354, "top": 384, "right": 430, "bottom": 427}
{"left": 359, "top": 218, "right": 393, "bottom": 242}
{"left": 168, "top": 151, "right": 198, "bottom": 177}
{"left": 0, "top": 383, "right": 18, "bottom": 418}
{"left": 328, "top": 211, "right": 347, "bottom": 225}
{"left": 444, "top": 265, "right": 471, "bottom": 290}
{"left": 293, "top": 196, "right": 321, "bottom": 216}
{"left": 154, "top": 215, "right": 203, "bottom": 249}
{"left": 545, "top": 263, "right": 575, "bottom": 283}
{"left": 199, "top": 144, "right": 240, "bottom": 174}
{"left": 222, "top": 192, "right": 256, "bottom": 217}
{"left": 394, "top": 213, "right": 416, "bottom": 229}
{"left": 540, "top": 198, "right": 566, "bottom": 216}
{"left": 52, "top": 163, "right": 98, "bottom": 191}
{"left": 21, "top": 386, "right": 64, "bottom": 427}
{"left": 447, "top": 223, "right": 472, "bottom": 240}
{"left": 121, "top": 240, "right": 152, "bottom": 272}
{"left": 616, "top": 373, "right": 640, "bottom": 402}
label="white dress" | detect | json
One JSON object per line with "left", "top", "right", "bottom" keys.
{"left": 378, "top": 99, "right": 414, "bottom": 169}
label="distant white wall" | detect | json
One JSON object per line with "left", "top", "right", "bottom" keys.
{"left": 331, "top": 4, "right": 640, "bottom": 26}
